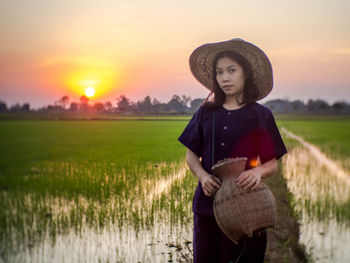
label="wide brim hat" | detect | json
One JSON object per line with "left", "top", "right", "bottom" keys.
{"left": 189, "top": 38, "right": 273, "bottom": 100}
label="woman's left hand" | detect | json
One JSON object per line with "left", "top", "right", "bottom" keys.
{"left": 235, "top": 168, "right": 262, "bottom": 190}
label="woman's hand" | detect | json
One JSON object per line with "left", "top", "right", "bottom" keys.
{"left": 235, "top": 167, "right": 262, "bottom": 191}
{"left": 236, "top": 158, "right": 278, "bottom": 190}
{"left": 199, "top": 172, "right": 222, "bottom": 197}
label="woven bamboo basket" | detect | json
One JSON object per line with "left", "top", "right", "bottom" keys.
{"left": 211, "top": 157, "right": 277, "bottom": 243}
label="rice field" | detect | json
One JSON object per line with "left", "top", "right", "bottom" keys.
{"left": 278, "top": 117, "right": 350, "bottom": 263}
{"left": 0, "top": 120, "right": 196, "bottom": 262}
{"left": 278, "top": 118, "right": 350, "bottom": 171}
{"left": 1, "top": 116, "right": 350, "bottom": 262}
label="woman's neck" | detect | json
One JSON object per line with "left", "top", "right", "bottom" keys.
{"left": 223, "top": 95, "right": 245, "bottom": 110}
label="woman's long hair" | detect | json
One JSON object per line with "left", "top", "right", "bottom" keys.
{"left": 202, "top": 50, "right": 259, "bottom": 110}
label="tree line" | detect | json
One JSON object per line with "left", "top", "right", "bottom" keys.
{"left": 0, "top": 95, "right": 349, "bottom": 114}
{"left": 0, "top": 95, "right": 203, "bottom": 114}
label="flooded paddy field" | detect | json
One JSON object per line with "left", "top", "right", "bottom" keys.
{"left": 0, "top": 120, "right": 196, "bottom": 262}
{"left": 1, "top": 116, "right": 349, "bottom": 262}
{"left": 1, "top": 161, "right": 195, "bottom": 262}
{"left": 279, "top": 117, "right": 350, "bottom": 262}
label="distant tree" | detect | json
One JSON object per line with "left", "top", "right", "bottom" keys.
{"left": 151, "top": 98, "right": 159, "bottom": 105}
{"left": 290, "top": 100, "right": 306, "bottom": 112}
{"left": 264, "top": 99, "right": 292, "bottom": 113}
{"left": 332, "top": 101, "right": 347, "bottom": 112}
{"left": 59, "top": 95, "right": 70, "bottom": 110}
{"left": 181, "top": 95, "right": 192, "bottom": 107}
{"left": 129, "top": 101, "right": 136, "bottom": 112}
{"left": 104, "top": 101, "right": 113, "bottom": 112}
{"left": 21, "top": 103, "right": 30, "bottom": 112}
{"left": 93, "top": 102, "right": 105, "bottom": 112}
{"left": 116, "top": 95, "right": 132, "bottom": 112}
{"left": 0, "top": 101, "right": 7, "bottom": 112}
{"left": 168, "top": 94, "right": 189, "bottom": 113}
{"left": 306, "top": 99, "right": 316, "bottom": 111}
{"left": 136, "top": 96, "right": 153, "bottom": 112}
{"left": 80, "top": 95, "right": 90, "bottom": 111}
{"left": 314, "top": 99, "right": 329, "bottom": 111}
{"left": 46, "top": 105, "right": 62, "bottom": 112}
{"left": 151, "top": 98, "right": 162, "bottom": 112}
{"left": 144, "top": 96, "right": 152, "bottom": 107}
{"left": 80, "top": 95, "right": 89, "bottom": 105}
{"left": 191, "top": 98, "right": 205, "bottom": 111}
{"left": 171, "top": 95, "right": 181, "bottom": 102}
{"left": 10, "top": 103, "right": 21, "bottom": 112}
{"left": 69, "top": 102, "right": 79, "bottom": 112}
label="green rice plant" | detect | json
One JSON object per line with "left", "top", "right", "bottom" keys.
{"left": 279, "top": 118, "right": 350, "bottom": 170}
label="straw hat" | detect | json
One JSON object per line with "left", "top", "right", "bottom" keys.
{"left": 189, "top": 38, "right": 273, "bottom": 100}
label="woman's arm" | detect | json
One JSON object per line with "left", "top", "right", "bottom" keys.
{"left": 186, "top": 149, "right": 222, "bottom": 197}
{"left": 236, "top": 158, "right": 278, "bottom": 190}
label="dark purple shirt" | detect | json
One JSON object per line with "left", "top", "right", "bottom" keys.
{"left": 178, "top": 102, "right": 287, "bottom": 215}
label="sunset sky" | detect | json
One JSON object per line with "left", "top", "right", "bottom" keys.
{"left": 0, "top": 0, "right": 349, "bottom": 109}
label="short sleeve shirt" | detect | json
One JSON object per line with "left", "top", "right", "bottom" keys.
{"left": 178, "top": 102, "right": 287, "bottom": 215}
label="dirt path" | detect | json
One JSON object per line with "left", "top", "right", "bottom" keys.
{"left": 281, "top": 127, "right": 350, "bottom": 187}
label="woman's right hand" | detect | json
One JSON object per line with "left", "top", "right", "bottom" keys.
{"left": 199, "top": 172, "right": 222, "bottom": 197}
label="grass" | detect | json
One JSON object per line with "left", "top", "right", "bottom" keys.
{"left": 0, "top": 120, "right": 197, "bottom": 262}
{"left": 278, "top": 117, "right": 350, "bottom": 170}
{"left": 264, "top": 163, "right": 308, "bottom": 263}
{"left": 278, "top": 117, "right": 350, "bottom": 219}
{"left": 276, "top": 118, "right": 350, "bottom": 262}
{"left": 0, "top": 121, "right": 188, "bottom": 193}
{"left": 3, "top": 116, "right": 348, "bottom": 262}
{"left": 0, "top": 112, "right": 192, "bottom": 121}
{"left": 0, "top": 120, "right": 187, "bottom": 166}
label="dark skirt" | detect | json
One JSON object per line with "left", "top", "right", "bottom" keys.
{"left": 193, "top": 213, "right": 267, "bottom": 263}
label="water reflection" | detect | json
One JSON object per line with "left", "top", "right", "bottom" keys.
{"left": 282, "top": 129, "right": 350, "bottom": 262}
{"left": 283, "top": 146, "right": 350, "bottom": 205}
{"left": 299, "top": 215, "right": 350, "bottom": 263}
{"left": 1, "top": 161, "right": 196, "bottom": 262}
{"left": 10, "top": 219, "right": 192, "bottom": 263}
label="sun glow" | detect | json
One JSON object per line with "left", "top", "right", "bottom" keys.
{"left": 85, "top": 87, "right": 95, "bottom": 97}
{"left": 61, "top": 58, "right": 124, "bottom": 100}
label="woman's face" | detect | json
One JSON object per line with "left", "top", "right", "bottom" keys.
{"left": 215, "top": 56, "right": 245, "bottom": 98}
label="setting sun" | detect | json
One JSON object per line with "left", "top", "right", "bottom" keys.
{"left": 85, "top": 87, "right": 95, "bottom": 97}
{"left": 63, "top": 61, "right": 123, "bottom": 101}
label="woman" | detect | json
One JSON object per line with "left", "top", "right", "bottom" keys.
{"left": 178, "top": 38, "right": 287, "bottom": 263}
